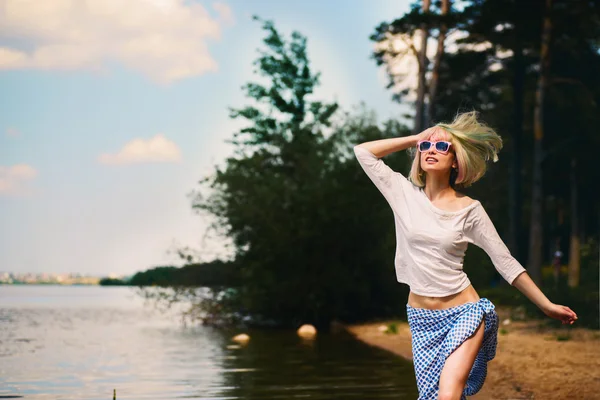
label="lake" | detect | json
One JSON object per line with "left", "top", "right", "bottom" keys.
{"left": 0, "top": 285, "right": 418, "bottom": 399}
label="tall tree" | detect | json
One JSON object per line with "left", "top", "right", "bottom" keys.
{"left": 415, "top": 0, "right": 432, "bottom": 133}
{"left": 426, "top": 0, "right": 450, "bottom": 126}
{"left": 507, "top": 1, "right": 526, "bottom": 260}
{"left": 568, "top": 158, "right": 580, "bottom": 287}
{"left": 527, "top": 0, "right": 553, "bottom": 285}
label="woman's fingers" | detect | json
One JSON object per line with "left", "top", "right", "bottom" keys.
{"left": 561, "top": 305, "right": 577, "bottom": 319}
{"left": 548, "top": 304, "right": 577, "bottom": 324}
{"left": 567, "top": 306, "right": 577, "bottom": 316}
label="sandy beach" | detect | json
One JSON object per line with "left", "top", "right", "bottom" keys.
{"left": 345, "top": 306, "right": 600, "bottom": 399}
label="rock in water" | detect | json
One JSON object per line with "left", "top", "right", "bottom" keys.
{"left": 232, "top": 333, "right": 250, "bottom": 343}
{"left": 297, "top": 324, "right": 317, "bottom": 338}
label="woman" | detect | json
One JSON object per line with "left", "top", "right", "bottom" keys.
{"left": 353, "top": 111, "right": 577, "bottom": 400}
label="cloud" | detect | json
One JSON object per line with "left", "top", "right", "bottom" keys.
{"left": 98, "top": 134, "right": 182, "bottom": 165}
{"left": 5, "top": 127, "right": 20, "bottom": 137}
{"left": 0, "top": 0, "right": 234, "bottom": 83}
{"left": 0, "top": 164, "right": 37, "bottom": 195}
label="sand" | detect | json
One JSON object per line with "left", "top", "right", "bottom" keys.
{"left": 344, "top": 306, "right": 600, "bottom": 399}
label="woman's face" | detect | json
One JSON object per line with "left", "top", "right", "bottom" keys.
{"left": 419, "top": 129, "right": 457, "bottom": 175}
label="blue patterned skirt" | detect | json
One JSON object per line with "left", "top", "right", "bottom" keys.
{"left": 406, "top": 297, "right": 499, "bottom": 400}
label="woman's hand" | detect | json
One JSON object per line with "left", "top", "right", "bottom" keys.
{"left": 414, "top": 126, "right": 437, "bottom": 143}
{"left": 414, "top": 126, "right": 448, "bottom": 144}
{"left": 542, "top": 303, "right": 578, "bottom": 325}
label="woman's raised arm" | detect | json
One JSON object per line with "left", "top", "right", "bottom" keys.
{"left": 355, "top": 127, "right": 438, "bottom": 158}
{"left": 355, "top": 134, "right": 419, "bottom": 158}
{"left": 353, "top": 134, "right": 421, "bottom": 206}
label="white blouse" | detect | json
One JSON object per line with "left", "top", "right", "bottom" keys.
{"left": 353, "top": 145, "right": 526, "bottom": 296}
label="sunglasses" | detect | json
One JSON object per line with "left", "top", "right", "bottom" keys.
{"left": 417, "top": 140, "right": 452, "bottom": 154}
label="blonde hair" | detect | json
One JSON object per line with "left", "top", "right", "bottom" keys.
{"left": 408, "top": 111, "right": 503, "bottom": 188}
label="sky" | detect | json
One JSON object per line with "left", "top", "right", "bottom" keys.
{"left": 0, "top": 0, "right": 412, "bottom": 276}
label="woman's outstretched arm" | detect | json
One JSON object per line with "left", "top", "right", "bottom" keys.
{"left": 511, "top": 272, "right": 578, "bottom": 325}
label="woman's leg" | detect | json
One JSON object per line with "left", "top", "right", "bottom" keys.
{"left": 437, "top": 316, "right": 486, "bottom": 400}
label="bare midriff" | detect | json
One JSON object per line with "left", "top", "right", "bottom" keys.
{"left": 408, "top": 284, "right": 481, "bottom": 310}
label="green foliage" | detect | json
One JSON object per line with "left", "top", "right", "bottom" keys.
{"left": 100, "top": 260, "right": 239, "bottom": 288}
{"left": 99, "top": 278, "right": 127, "bottom": 286}
{"left": 189, "top": 17, "right": 414, "bottom": 329}
{"left": 385, "top": 323, "right": 399, "bottom": 335}
{"left": 128, "top": 261, "right": 239, "bottom": 288}
{"left": 129, "top": 266, "right": 178, "bottom": 286}
{"left": 226, "top": 15, "right": 338, "bottom": 149}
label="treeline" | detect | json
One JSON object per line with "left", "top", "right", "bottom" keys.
{"left": 100, "top": 260, "right": 239, "bottom": 288}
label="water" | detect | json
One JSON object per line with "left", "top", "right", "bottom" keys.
{"left": 0, "top": 285, "right": 418, "bottom": 399}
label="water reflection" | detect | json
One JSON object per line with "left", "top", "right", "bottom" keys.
{"left": 0, "top": 286, "right": 417, "bottom": 399}
{"left": 220, "top": 328, "right": 417, "bottom": 399}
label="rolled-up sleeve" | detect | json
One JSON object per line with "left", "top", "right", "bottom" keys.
{"left": 463, "top": 204, "right": 527, "bottom": 285}
{"left": 353, "top": 145, "right": 403, "bottom": 208}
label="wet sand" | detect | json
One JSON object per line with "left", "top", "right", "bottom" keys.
{"left": 345, "top": 306, "right": 600, "bottom": 399}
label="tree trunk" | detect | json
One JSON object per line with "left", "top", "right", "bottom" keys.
{"left": 568, "top": 158, "right": 580, "bottom": 288}
{"left": 426, "top": 0, "right": 450, "bottom": 126}
{"left": 414, "top": 0, "right": 431, "bottom": 134}
{"left": 508, "top": 24, "right": 525, "bottom": 261}
{"left": 528, "top": 0, "right": 552, "bottom": 285}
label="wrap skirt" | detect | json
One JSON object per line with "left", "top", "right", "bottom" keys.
{"left": 406, "top": 297, "right": 499, "bottom": 400}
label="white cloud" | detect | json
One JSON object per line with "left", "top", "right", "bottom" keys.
{"left": 98, "top": 134, "right": 182, "bottom": 165}
{"left": 0, "top": 0, "right": 233, "bottom": 83}
{"left": 5, "top": 127, "right": 20, "bottom": 137}
{"left": 0, "top": 164, "right": 37, "bottom": 195}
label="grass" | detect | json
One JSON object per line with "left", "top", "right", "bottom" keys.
{"left": 385, "top": 322, "right": 398, "bottom": 334}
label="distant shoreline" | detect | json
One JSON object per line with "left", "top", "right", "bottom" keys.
{"left": 0, "top": 282, "right": 101, "bottom": 286}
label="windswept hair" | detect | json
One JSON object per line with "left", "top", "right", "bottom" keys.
{"left": 408, "top": 111, "right": 503, "bottom": 188}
